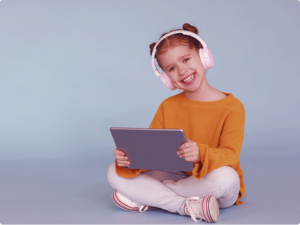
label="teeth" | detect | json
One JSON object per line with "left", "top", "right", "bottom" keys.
{"left": 183, "top": 74, "right": 194, "bottom": 82}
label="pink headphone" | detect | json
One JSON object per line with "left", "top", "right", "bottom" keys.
{"left": 151, "top": 30, "right": 215, "bottom": 90}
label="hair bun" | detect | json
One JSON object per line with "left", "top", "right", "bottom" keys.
{"left": 182, "top": 23, "right": 198, "bottom": 34}
{"left": 149, "top": 42, "right": 156, "bottom": 56}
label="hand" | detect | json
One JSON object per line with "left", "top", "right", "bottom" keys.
{"left": 177, "top": 139, "right": 200, "bottom": 163}
{"left": 113, "top": 148, "right": 131, "bottom": 167}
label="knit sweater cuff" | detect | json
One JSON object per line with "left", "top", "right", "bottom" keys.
{"left": 192, "top": 143, "right": 209, "bottom": 179}
{"left": 114, "top": 160, "right": 149, "bottom": 178}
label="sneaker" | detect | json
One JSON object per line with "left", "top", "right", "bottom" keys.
{"left": 184, "top": 196, "right": 219, "bottom": 223}
{"left": 112, "top": 190, "right": 150, "bottom": 212}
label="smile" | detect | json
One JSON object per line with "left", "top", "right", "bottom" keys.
{"left": 181, "top": 73, "right": 196, "bottom": 84}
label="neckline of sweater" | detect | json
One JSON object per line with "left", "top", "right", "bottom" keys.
{"left": 178, "top": 91, "right": 235, "bottom": 108}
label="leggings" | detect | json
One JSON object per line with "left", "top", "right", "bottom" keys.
{"left": 107, "top": 163, "right": 240, "bottom": 215}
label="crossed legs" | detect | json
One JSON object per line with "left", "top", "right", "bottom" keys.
{"left": 107, "top": 163, "right": 240, "bottom": 215}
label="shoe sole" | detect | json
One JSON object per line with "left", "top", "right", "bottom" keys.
{"left": 112, "top": 191, "right": 139, "bottom": 211}
{"left": 204, "top": 195, "right": 219, "bottom": 223}
{"left": 112, "top": 191, "right": 157, "bottom": 212}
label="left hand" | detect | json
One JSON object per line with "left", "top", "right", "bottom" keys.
{"left": 177, "top": 139, "right": 200, "bottom": 163}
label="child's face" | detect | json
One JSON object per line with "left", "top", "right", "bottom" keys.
{"left": 157, "top": 45, "right": 205, "bottom": 92}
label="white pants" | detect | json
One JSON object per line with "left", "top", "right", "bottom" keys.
{"left": 107, "top": 163, "right": 240, "bottom": 215}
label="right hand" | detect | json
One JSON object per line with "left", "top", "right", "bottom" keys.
{"left": 113, "top": 148, "right": 131, "bottom": 167}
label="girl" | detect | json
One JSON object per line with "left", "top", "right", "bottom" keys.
{"left": 107, "top": 23, "right": 245, "bottom": 223}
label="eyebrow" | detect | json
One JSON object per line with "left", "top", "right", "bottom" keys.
{"left": 165, "top": 54, "right": 191, "bottom": 71}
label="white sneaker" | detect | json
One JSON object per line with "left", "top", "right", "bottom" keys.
{"left": 184, "top": 196, "right": 219, "bottom": 223}
{"left": 112, "top": 190, "right": 153, "bottom": 213}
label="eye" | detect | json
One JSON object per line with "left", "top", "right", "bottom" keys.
{"left": 169, "top": 67, "right": 175, "bottom": 72}
{"left": 183, "top": 58, "right": 190, "bottom": 63}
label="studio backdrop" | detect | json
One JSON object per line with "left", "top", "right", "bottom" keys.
{"left": 0, "top": 0, "right": 299, "bottom": 161}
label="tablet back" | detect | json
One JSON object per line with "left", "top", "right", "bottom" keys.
{"left": 110, "top": 127, "right": 194, "bottom": 171}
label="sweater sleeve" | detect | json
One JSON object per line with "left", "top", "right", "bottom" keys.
{"left": 149, "top": 103, "right": 164, "bottom": 129}
{"left": 192, "top": 104, "right": 245, "bottom": 180}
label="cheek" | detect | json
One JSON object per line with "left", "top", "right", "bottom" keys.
{"left": 165, "top": 73, "right": 175, "bottom": 82}
{"left": 197, "top": 60, "right": 205, "bottom": 70}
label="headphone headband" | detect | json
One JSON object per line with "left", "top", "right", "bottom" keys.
{"left": 151, "top": 30, "right": 208, "bottom": 77}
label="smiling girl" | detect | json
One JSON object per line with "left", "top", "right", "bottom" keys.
{"left": 107, "top": 23, "right": 245, "bottom": 223}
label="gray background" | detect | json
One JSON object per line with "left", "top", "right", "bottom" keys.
{"left": 0, "top": 0, "right": 299, "bottom": 224}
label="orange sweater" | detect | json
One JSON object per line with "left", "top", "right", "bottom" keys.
{"left": 115, "top": 92, "right": 246, "bottom": 205}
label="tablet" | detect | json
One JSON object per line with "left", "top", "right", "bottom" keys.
{"left": 110, "top": 127, "right": 194, "bottom": 171}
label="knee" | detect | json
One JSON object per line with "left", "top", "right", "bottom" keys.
{"left": 107, "top": 162, "right": 118, "bottom": 188}
{"left": 212, "top": 167, "right": 240, "bottom": 208}
{"left": 213, "top": 166, "right": 240, "bottom": 189}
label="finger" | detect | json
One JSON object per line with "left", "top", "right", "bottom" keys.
{"left": 117, "top": 160, "right": 131, "bottom": 167}
{"left": 115, "top": 155, "right": 128, "bottom": 161}
{"left": 115, "top": 149, "right": 125, "bottom": 156}
{"left": 117, "top": 162, "right": 131, "bottom": 167}
{"left": 113, "top": 149, "right": 125, "bottom": 156}
{"left": 184, "top": 156, "right": 198, "bottom": 162}
{"left": 179, "top": 150, "right": 196, "bottom": 159}
{"left": 179, "top": 151, "right": 195, "bottom": 158}
{"left": 179, "top": 142, "right": 193, "bottom": 150}
{"left": 115, "top": 158, "right": 130, "bottom": 165}
{"left": 177, "top": 146, "right": 194, "bottom": 155}
{"left": 185, "top": 154, "right": 200, "bottom": 162}
{"left": 179, "top": 142, "right": 192, "bottom": 149}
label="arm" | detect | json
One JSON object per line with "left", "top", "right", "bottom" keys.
{"left": 149, "top": 103, "right": 164, "bottom": 129}
{"left": 178, "top": 104, "right": 245, "bottom": 179}
{"left": 193, "top": 105, "right": 245, "bottom": 179}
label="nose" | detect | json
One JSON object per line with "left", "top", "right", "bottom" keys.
{"left": 178, "top": 64, "right": 188, "bottom": 76}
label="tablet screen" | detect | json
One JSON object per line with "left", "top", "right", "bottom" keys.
{"left": 110, "top": 127, "right": 193, "bottom": 171}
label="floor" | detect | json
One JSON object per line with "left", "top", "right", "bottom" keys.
{"left": 0, "top": 152, "right": 299, "bottom": 224}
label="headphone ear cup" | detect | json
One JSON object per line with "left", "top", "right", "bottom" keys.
{"left": 199, "top": 47, "right": 214, "bottom": 70}
{"left": 160, "top": 73, "right": 176, "bottom": 90}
